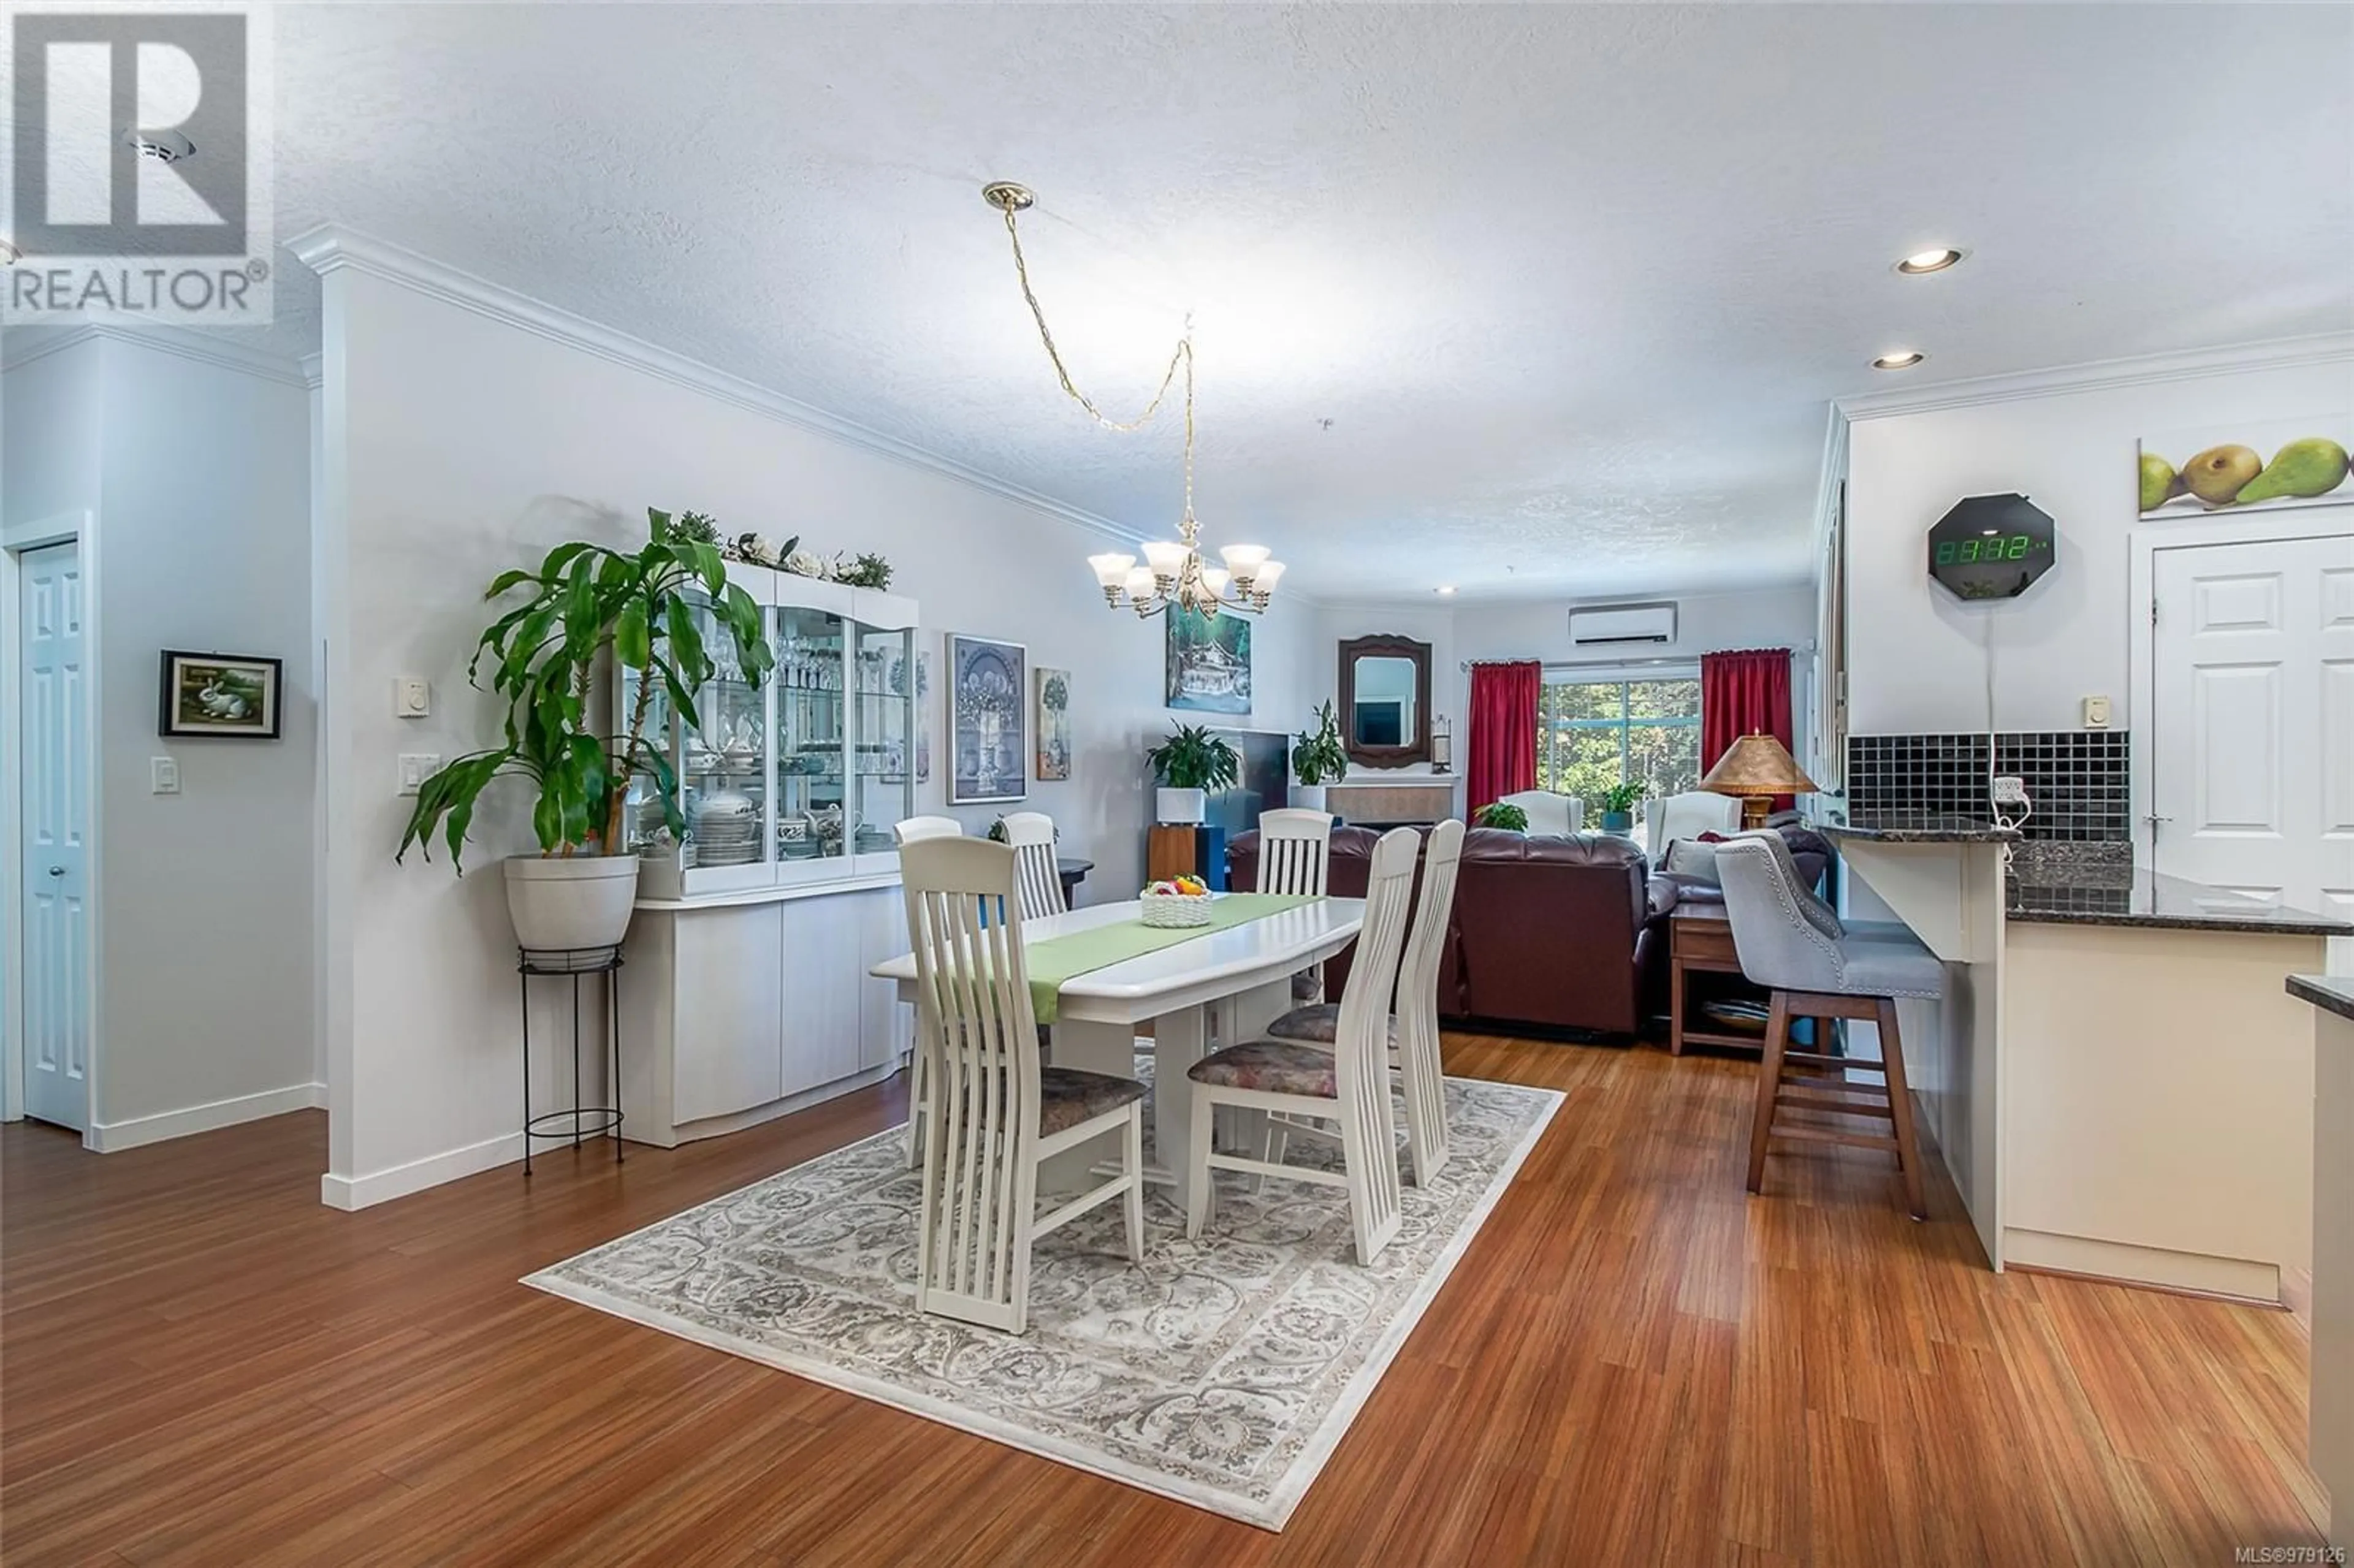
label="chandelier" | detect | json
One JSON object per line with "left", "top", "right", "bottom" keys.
{"left": 983, "top": 181, "right": 1284, "bottom": 619}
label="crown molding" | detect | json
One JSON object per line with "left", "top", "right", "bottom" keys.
{"left": 285, "top": 223, "right": 1157, "bottom": 551}
{"left": 1835, "top": 332, "right": 2354, "bottom": 422}
{"left": 0, "top": 321, "right": 308, "bottom": 388}
{"left": 298, "top": 351, "right": 322, "bottom": 392}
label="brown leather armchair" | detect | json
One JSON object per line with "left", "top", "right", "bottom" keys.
{"left": 1228, "top": 825, "right": 1670, "bottom": 1038}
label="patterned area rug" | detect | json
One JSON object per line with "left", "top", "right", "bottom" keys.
{"left": 524, "top": 1064, "right": 1561, "bottom": 1529}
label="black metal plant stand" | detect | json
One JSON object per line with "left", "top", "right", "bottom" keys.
{"left": 518, "top": 945, "right": 625, "bottom": 1176}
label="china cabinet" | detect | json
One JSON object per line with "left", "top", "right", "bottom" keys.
{"left": 617, "top": 564, "right": 923, "bottom": 1145}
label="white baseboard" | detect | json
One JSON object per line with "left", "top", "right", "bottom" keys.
{"left": 86, "top": 1081, "right": 326, "bottom": 1152}
{"left": 321, "top": 1128, "right": 527, "bottom": 1211}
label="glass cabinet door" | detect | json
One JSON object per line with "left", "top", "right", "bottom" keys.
{"left": 774, "top": 604, "right": 850, "bottom": 878}
{"left": 620, "top": 661, "right": 681, "bottom": 872}
{"left": 674, "top": 596, "right": 773, "bottom": 889}
{"left": 851, "top": 622, "right": 915, "bottom": 864}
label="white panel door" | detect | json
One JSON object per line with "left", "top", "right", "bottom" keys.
{"left": 779, "top": 896, "right": 862, "bottom": 1096}
{"left": 2152, "top": 533, "right": 2354, "bottom": 920}
{"left": 19, "top": 542, "right": 91, "bottom": 1131}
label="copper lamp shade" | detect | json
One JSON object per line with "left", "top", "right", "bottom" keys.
{"left": 1701, "top": 733, "right": 1818, "bottom": 829}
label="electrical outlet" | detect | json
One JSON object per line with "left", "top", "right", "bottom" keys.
{"left": 1991, "top": 775, "right": 2029, "bottom": 805}
{"left": 398, "top": 753, "right": 441, "bottom": 796}
{"left": 150, "top": 756, "right": 180, "bottom": 795}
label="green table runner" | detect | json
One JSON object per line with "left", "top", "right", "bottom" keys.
{"left": 1027, "top": 894, "right": 1321, "bottom": 1023}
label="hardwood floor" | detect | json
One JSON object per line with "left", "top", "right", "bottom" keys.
{"left": 1, "top": 1033, "right": 2327, "bottom": 1566}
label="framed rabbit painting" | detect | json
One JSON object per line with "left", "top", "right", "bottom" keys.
{"left": 159, "top": 651, "right": 283, "bottom": 739}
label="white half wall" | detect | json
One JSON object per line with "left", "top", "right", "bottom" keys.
{"left": 1843, "top": 345, "right": 2354, "bottom": 735}
{"left": 310, "top": 249, "right": 1313, "bottom": 1205}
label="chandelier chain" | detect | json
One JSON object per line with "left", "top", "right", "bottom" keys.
{"left": 997, "top": 202, "right": 1192, "bottom": 438}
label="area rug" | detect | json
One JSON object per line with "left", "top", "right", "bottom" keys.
{"left": 524, "top": 1063, "right": 1561, "bottom": 1530}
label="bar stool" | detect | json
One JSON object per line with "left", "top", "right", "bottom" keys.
{"left": 1713, "top": 834, "right": 1942, "bottom": 1220}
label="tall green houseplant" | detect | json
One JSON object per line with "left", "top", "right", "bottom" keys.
{"left": 397, "top": 509, "right": 772, "bottom": 946}
{"left": 1146, "top": 723, "right": 1240, "bottom": 826}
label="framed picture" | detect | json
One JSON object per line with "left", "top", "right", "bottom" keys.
{"left": 2138, "top": 415, "right": 2352, "bottom": 519}
{"left": 1166, "top": 605, "right": 1252, "bottom": 715}
{"left": 948, "top": 633, "right": 1026, "bottom": 804}
{"left": 1035, "top": 668, "right": 1072, "bottom": 781}
{"left": 158, "top": 650, "right": 282, "bottom": 739}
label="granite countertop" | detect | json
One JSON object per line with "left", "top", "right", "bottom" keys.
{"left": 2289, "top": 975, "right": 2354, "bottom": 1022}
{"left": 1818, "top": 812, "right": 2023, "bottom": 844}
{"left": 2005, "top": 864, "right": 2354, "bottom": 937}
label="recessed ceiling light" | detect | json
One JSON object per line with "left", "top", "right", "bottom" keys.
{"left": 1436, "top": 585, "right": 1457, "bottom": 596}
{"left": 1872, "top": 351, "right": 1925, "bottom": 371}
{"left": 1895, "top": 248, "right": 1965, "bottom": 275}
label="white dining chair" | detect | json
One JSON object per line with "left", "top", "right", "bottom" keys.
{"left": 1496, "top": 789, "right": 1583, "bottom": 836}
{"left": 1265, "top": 818, "right": 1465, "bottom": 1185}
{"left": 894, "top": 815, "right": 962, "bottom": 847}
{"left": 1255, "top": 808, "right": 1336, "bottom": 1003}
{"left": 1184, "top": 826, "right": 1419, "bottom": 1265}
{"left": 998, "top": 811, "right": 1065, "bottom": 921}
{"left": 893, "top": 816, "right": 964, "bottom": 1165}
{"left": 900, "top": 837, "right": 1146, "bottom": 1334}
{"left": 1644, "top": 791, "right": 1740, "bottom": 862}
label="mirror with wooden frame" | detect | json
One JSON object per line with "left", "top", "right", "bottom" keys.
{"left": 1337, "top": 634, "right": 1433, "bottom": 767}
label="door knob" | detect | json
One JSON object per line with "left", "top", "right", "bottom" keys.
{"left": 47, "top": 866, "right": 64, "bottom": 876}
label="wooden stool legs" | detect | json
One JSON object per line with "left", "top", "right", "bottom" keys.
{"left": 1745, "top": 989, "right": 1928, "bottom": 1221}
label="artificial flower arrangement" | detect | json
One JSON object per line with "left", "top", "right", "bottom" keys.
{"left": 1139, "top": 875, "right": 1213, "bottom": 928}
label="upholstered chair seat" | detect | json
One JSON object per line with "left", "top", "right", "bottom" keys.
{"left": 1037, "top": 1068, "right": 1149, "bottom": 1135}
{"left": 1186, "top": 1040, "right": 1339, "bottom": 1098}
{"left": 1263, "top": 1003, "right": 1398, "bottom": 1049}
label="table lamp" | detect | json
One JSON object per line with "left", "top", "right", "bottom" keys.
{"left": 1701, "top": 732, "right": 1818, "bottom": 829}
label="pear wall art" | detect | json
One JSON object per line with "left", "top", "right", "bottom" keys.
{"left": 2138, "top": 416, "right": 2352, "bottom": 520}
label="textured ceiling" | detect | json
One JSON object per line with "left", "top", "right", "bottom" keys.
{"left": 168, "top": 5, "right": 2354, "bottom": 598}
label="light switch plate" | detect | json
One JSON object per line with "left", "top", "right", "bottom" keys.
{"left": 398, "top": 753, "right": 441, "bottom": 796}
{"left": 395, "top": 677, "right": 432, "bottom": 718}
{"left": 150, "top": 756, "right": 180, "bottom": 795}
{"left": 2082, "top": 694, "right": 2112, "bottom": 729}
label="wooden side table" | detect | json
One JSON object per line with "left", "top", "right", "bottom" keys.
{"left": 1669, "top": 905, "right": 1766, "bottom": 1056}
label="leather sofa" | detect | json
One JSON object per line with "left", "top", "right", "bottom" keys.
{"left": 1228, "top": 824, "right": 1672, "bottom": 1038}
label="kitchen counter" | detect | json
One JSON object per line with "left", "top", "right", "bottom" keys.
{"left": 1819, "top": 812, "right": 2022, "bottom": 844}
{"left": 2294, "top": 974, "right": 2354, "bottom": 1549}
{"left": 2008, "top": 867, "right": 2354, "bottom": 937}
{"left": 2292, "top": 973, "right": 2354, "bottom": 1022}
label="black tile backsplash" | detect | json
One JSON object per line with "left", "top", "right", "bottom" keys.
{"left": 1846, "top": 731, "right": 2130, "bottom": 842}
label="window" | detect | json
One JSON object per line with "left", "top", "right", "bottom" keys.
{"left": 1536, "top": 670, "right": 1702, "bottom": 808}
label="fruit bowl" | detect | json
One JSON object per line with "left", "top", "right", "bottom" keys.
{"left": 1140, "top": 877, "right": 1213, "bottom": 928}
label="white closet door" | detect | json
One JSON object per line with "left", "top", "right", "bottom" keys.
{"left": 2152, "top": 532, "right": 2354, "bottom": 923}
{"left": 20, "top": 542, "right": 91, "bottom": 1132}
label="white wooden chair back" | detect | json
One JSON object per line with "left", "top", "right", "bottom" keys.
{"left": 998, "top": 811, "right": 1065, "bottom": 921}
{"left": 1331, "top": 826, "right": 1420, "bottom": 1259}
{"left": 894, "top": 815, "right": 962, "bottom": 847}
{"left": 899, "top": 837, "right": 1043, "bottom": 1329}
{"left": 1395, "top": 818, "right": 1465, "bottom": 1182}
{"left": 1256, "top": 808, "right": 1335, "bottom": 896}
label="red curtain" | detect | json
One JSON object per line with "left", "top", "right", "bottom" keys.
{"left": 1701, "top": 648, "right": 1796, "bottom": 809}
{"left": 1467, "top": 661, "right": 1541, "bottom": 812}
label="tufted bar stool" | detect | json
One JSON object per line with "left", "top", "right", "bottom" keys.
{"left": 1713, "top": 834, "right": 1943, "bottom": 1220}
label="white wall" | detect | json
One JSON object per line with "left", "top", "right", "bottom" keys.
{"left": 1, "top": 332, "right": 316, "bottom": 1144}
{"left": 1844, "top": 351, "right": 2354, "bottom": 734}
{"left": 314, "top": 259, "right": 1313, "bottom": 1203}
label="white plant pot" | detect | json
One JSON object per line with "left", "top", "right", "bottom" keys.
{"left": 1156, "top": 786, "right": 1208, "bottom": 825}
{"left": 503, "top": 854, "right": 641, "bottom": 952}
{"left": 1291, "top": 783, "right": 1328, "bottom": 812}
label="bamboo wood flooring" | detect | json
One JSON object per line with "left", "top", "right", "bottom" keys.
{"left": 0, "top": 1033, "right": 2328, "bottom": 1566}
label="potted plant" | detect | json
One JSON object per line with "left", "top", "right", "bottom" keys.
{"left": 1596, "top": 779, "right": 1648, "bottom": 835}
{"left": 1289, "top": 700, "right": 1347, "bottom": 812}
{"left": 397, "top": 508, "right": 772, "bottom": 951}
{"left": 1145, "top": 723, "right": 1240, "bottom": 824}
{"left": 1473, "top": 801, "right": 1529, "bottom": 832}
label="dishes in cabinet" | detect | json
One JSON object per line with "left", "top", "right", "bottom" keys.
{"left": 692, "top": 788, "right": 763, "bottom": 867}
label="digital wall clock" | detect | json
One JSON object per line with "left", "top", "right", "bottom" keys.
{"left": 1927, "top": 493, "right": 2057, "bottom": 600}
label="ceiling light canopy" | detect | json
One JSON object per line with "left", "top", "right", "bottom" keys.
{"left": 983, "top": 181, "right": 1282, "bottom": 622}
{"left": 1895, "top": 247, "right": 1965, "bottom": 275}
{"left": 1872, "top": 351, "right": 1926, "bottom": 371}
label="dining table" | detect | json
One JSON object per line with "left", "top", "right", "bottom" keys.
{"left": 869, "top": 892, "right": 1367, "bottom": 1210}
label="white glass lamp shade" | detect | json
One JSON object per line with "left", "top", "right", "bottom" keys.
{"left": 1088, "top": 552, "right": 1137, "bottom": 589}
{"left": 1218, "top": 544, "right": 1271, "bottom": 582}
{"left": 1251, "top": 560, "right": 1287, "bottom": 595}
{"left": 1123, "top": 566, "right": 1159, "bottom": 599}
{"left": 1202, "top": 566, "right": 1232, "bottom": 598}
{"left": 1142, "top": 540, "right": 1189, "bottom": 580}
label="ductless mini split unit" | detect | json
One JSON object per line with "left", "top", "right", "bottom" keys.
{"left": 1567, "top": 603, "right": 1678, "bottom": 646}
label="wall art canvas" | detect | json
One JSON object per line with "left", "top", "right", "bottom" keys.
{"left": 2138, "top": 415, "right": 2352, "bottom": 520}
{"left": 158, "top": 650, "right": 282, "bottom": 739}
{"left": 948, "top": 634, "right": 1026, "bottom": 804}
{"left": 1166, "top": 606, "right": 1252, "bottom": 715}
{"left": 1035, "top": 668, "right": 1072, "bottom": 782}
